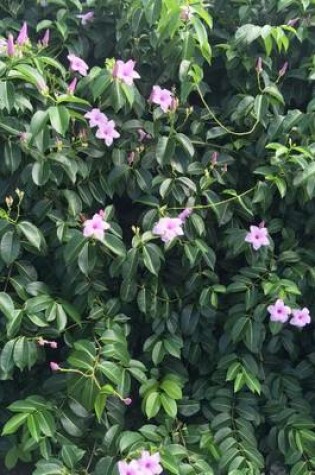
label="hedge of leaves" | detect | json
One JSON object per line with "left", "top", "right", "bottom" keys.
{"left": 0, "top": 0, "right": 315, "bottom": 474}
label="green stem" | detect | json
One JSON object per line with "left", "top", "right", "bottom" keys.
{"left": 196, "top": 83, "right": 259, "bottom": 137}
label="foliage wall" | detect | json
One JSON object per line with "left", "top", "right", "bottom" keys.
{"left": 0, "top": 0, "right": 315, "bottom": 474}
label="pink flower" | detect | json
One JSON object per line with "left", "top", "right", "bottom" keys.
{"left": 17, "top": 22, "right": 28, "bottom": 46}
{"left": 50, "top": 362, "right": 60, "bottom": 371}
{"left": 149, "top": 85, "right": 173, "bottom": 113}
{"left": 290, "top": 308, "right": 311, "bottom": 328}
{"left": 41, "top": 29, "right": 50, "bottom": 47}
{"left": 153, "top": 217, "right": 184, "bottom": 243}
{"left": 67, "top": 77, "right": 77, "bottom": 94}
{"left": 245, "top": 225, "right": 270, "bottom": 251}
{"left": 118, "top": 460, "right": 141, "bottom": 475}
{"left": 67, "top": 54, "right": 89, "bottom": 76}
{"left": 50, "top": 341, "right": 58, "bottom": 349}
{"left": 7, "top": 34, "right": 15, "bottom": 57}
{"left": 211, "top": 151, "right": 218, "bottom": 166}
{"left": 83, "top": 212, "right": 110, "bottom": 240}
{"left": 95, "top": 120, "right": 120, "bottom": 147}
{"left": 267, "top": 299, "right": 291, "bottom": 323}
{"left": 84, "top": 108, "right": 108, "bottom": 128}
{"left": 77, "top": 11, "right": 94, "bottom": 25}
{"left": 178, "top": 208, "right": 192, "bottom": 222}
{"left": 112, "top": 59, "right": 140, "bottom": 86}
{"left": 138, "top": 452, "right": 163, "bottom": 475}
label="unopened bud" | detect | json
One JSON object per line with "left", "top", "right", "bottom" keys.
{"left": 50, "top": 361, "right": 60, "bottom": 371}
{"left": 278, "top": 61, "right": 288, "bottom": 78}
{"left": 5, "top": 196, "right": 13, "bottom": 208}
{"left": 256, "top": 57, "right": 263, "bottom": 74}
{"left": 211, "top": 151, "right": 218, "bottom": 166}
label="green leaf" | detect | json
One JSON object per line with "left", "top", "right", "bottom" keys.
{"left": 160, "top": 380, "right": 183, "bottom": 399}
{"left": 0, "top": 231, "right": 20, "bottom": 265}
{"left": 160, "top": 393, "right": 177, "bottom": 418}
{"left": 48, "top": 106, "right": 70, "bottom": 135}
{"left": 0, "top": 81, "right": 15, "bottom": 112}
{"left": 104, "top": 234, "right": 126, "bottom": 257}
{"left": 145, "top": 392, "right": 161, "bottom": 419}
{"left": 18, "top": 221, "right": 45, "bottom": 251}
{"left": 2, "top": 412, "right": 29, "bottom": 435}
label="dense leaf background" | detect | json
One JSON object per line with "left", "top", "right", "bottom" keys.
{"left": 0, "top": 0, "right": 315, "bottom": 474}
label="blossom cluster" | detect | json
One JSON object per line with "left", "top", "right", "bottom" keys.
{"left": 267, "top": 299, "right": 311, "bottom": 328}
{"left": 84, "top": 108, "right": 120, "bottom": 147}
{"left": 118, "top": 451, "right": 162, "bottom": 475}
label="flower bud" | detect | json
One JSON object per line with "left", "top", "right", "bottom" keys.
{"left": 5, "top": 196, "right": 13, "bottom": 208}
{"left": 50, "top": 362, "right": 60, "bottom": 371}
{"left": 67, "top": 77, "right": 77, "bottom": 95}
{"left": 41, "top": 29, "right": 50, "bottom": 47}
{"left": 278, "top": 61, "right": 288, "bottom": 78}
{"left": 7, "top": 34, "right": 15, "bottom": 57}
{"left": 17, "top": 22, "right": 28, "bottom": 46}
{"left": 256, "top": 57, "right": 263, "bottom": 74}
{"left": 122, "top": 397, "right": 132, "bottom": 406}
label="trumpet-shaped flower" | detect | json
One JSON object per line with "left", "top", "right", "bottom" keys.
{"left": 112, "top": 59, "right": 140, "bottom": 86}
{"left": 149, "top": 85, "right": 173, "bottom": 113}
{"left": 83, "top": 212, "right": 110, "bottom": 240}
{"left": 118, "top": 460, "right": 141, "bottom": 475}
{"left": 153, "top": 217, "right": 184, "bottom": 243}
{"left": 245, "top": 224, "right": 270, "bottom": 250}
{"left": 138, "top": 451, "right": 163, "bottom": 475}
{"left": 290, "top": 308, "right": 311, "bottom": 328}
{"left": 67, "top": 53, "right": 89, "bottom": 76}
{"left": 95, "top": 120, "right": 120, "bottom": 147}
{"left": 84, "top": 108, "right": 108, "bottom": 128}
{"left": 267, "top": 299, "right": 291, "bottom": 323}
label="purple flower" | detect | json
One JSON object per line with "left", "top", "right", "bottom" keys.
{"left": 77, "top": 11, "right": 94, "bottom": 26}
{"left": 84, "top": 108, "right": 108, "bottom": 128}
{"left": 178, "top": 208, "right": 192, "bottom": 222}
{"left": 138, "top": 452, "right": 163, "bottom": 475}
{"left": 7, "top": 34, "right": 15, "bottom": 57}
{"left": 149, "top": 85, "right": 173, "bottom": 113}
{"left": 153, "top": 217, "right": 184, "bottom": 243}
{"left": 95, "top": 120, "right": 120, "bottom": 147}
{"left": 17, "top": 22, "right": 28, "bottom": 46}
{"left": 83, "top": 212, "right": 110, "bottom": 241}
{"left": 67, "top": 53, "right": 89, "bottom": 76}
{"left": 67, "top": 77, "right": 77, "bottom": 94}
{"left": 118, "top": 460, "right": 141, "bottom": 475}
{"left": 41, "top": 29, "right": 50, "bottom": 47}
{"left": 50, "top": 362, "right": 60, "bottom": 371}
{"left": 245, "top": 224, "right": 270, "bottom": 251}
{"left": 290, "top": 308, "right": 311, "bottom": 328}
{"left": 267, "top": 299, "right": 291, "bottom": 323}
{"left": 112, "top": 59, "right": 140, "bottom": 86}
